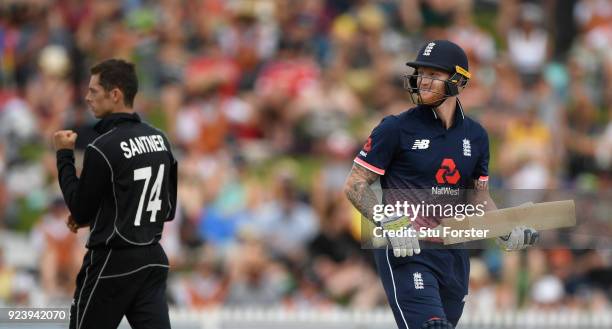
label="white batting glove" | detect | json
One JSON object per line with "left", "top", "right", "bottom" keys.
{"left": 496, "top": 225, "right": 539, "bottom": 251}
{"left": 381, "top": 215, "right": 421, "bottom": 257}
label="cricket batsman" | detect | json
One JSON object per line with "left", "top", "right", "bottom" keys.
{"left": 344, "top": 40, "right": 539, "bottom": 329}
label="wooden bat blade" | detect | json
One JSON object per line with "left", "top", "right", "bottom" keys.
{"left": 439, "top": 200, "right": 576, "bottom": 245}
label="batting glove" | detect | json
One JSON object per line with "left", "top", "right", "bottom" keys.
{"left": 381, "top": 215, "right": 421, "bottom": 257}
{"left": 496, "top": 225, "right": 539, "bottom": 251}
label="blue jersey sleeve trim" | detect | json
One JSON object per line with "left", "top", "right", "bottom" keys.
{"left": 354, "top": 157, "right": 385, "bottom": 175}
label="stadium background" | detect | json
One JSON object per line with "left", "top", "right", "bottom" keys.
{"left": 0, "top": 0, "right": 611, "bottom": 328}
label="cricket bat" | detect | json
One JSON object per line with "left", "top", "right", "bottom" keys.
{"left": 437, "top": 200, "right": 576, "bottom": 245}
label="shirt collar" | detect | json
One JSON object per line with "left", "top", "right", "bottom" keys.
{"left": 94, "top": 112, "right": 141, "bottom": 134}
{"left": 424, "top": 99, "right": 465, "bottom": 127}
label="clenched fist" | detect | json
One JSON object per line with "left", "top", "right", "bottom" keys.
{"left": 53, "top": 130, "right": 77, "bottom": 151}
{"left": 66, "top": 215, "right": 88, "bottom": 233}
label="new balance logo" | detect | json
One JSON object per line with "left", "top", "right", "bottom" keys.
{"left": 414, "top": 272, "right": 424, "bottom": 290}
{"left": 423, "top": 42, "right": 436, "bottom": 56}
{"left": 412, "top": 139, "right": 430, "bottom": 150}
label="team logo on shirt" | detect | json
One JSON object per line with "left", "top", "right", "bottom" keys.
{"left": 413, "top": 272, "right": 424, "bottom": 290}
{"left": 412, "top": 139, "right": 430, "bottom": 150}
{"left": 363, "top": 137, "right": 372, "bottom": 152}
{"left": 360, "top": 137, "right": 372, "bottom": 157}
{"left": 463, "top": 139, "right": 471, "bottom": 157}
{"left": 435, "top": 158, "right": 461, "bottom": 185}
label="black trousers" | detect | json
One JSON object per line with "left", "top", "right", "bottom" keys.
{"left": 69, "top": 243, "right": 171, "bottom": 329}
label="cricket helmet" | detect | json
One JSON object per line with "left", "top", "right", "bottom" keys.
{"left": 404, "top": 40, "right": 471, "bottom": 105}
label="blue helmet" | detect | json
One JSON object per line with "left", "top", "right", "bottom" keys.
{"left": 405, "top": 40, "right": 471, "bottom": 104}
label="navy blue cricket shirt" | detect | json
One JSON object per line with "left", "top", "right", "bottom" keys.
{"left": 355, "top": 100, "right": 489, "bottom": 193}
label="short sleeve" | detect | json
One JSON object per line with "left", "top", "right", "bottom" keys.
{"left": 354, "top": 116, "right": 400, "bottom": 175}
{"left": 473, "top": 128, "right": 489, "bottom": 181}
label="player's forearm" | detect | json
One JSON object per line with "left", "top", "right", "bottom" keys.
{"left": 468, "top": 178, "right": 497, "bottom": 212}
{"left": 344, "top": 164, "right": 381, "bottom": 224}
{"left": 483, "top": 193, "right": 497, "bottom": 211}
{"left": 56, "top": 148, "right": 107, "bottom": 225}
{"left": 470, "top": 191, "right": 497, "bottom": 211}
{"left": 345, "top": 179, "right": 379, "bottom": 223}
{"left": 56, "top": 150, "right": 81, "bottom": 216}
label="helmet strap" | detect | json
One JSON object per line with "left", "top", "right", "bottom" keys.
{"left": 405, "top": 72, "right": 465, "bottom": 107}
{"left": 445, "top": 72, "right": 468, "bottom": 96}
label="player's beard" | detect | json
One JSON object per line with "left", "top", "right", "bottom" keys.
{"left": 410, "top": 89, "right": 450, "bottom": 107}
{"left": 405, "top": 75, "right": 450, "bottom": 107}
{"left": 416, "top": 89, "right": 447, "bottom": 107}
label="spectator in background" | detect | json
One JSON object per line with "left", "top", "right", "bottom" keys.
{"left": 595, "top": 108, "right": 612, "bottom": 173}
{"left": 171, "top": 246, "right": 228, "bottom": 309}
{"left": 0, "top": 176, "right": 6, "bottom": 228}
{"left": 447, "top": 0, "right": 496, "bottom": 65}
{"left": 464, "top": 258, "right": 496, "bottom": 313}
{"left": 506, "top": 3, "right": 550, "bottom": 86}
{"left": 255, "top": 40, "right": 321, "bottom": 152}
{"left": 197, "top": 155, "right": 251, "bottom": 249}
{"left": 574, "top": 0, "right": 612, "bottom": 34}
{"left": 498, "top": 99, "right": 553, "bottom": 189}
{"left": 581, "top": 54, "right": 612, "bottom": 177}
{"left": 445, "top": 0, "right": 496, "bottom": 111}
{"left": 418, "top": 0, "right": 461, "bottom": 35}
{"left": 0, "top": 245, "right": 37, "bottom": 307}
{"left": 564, "top": 76, "right": 602, "bottom": 182}
{"left": 0, "top": 93, "right": 43, "bottom": 207}
{"left": 284, "top": 268, "right": 332, "bottom": 310}
{"left": 177, "top": 69, "right": 233, "bottom": 155}
{"left": 486, "top": 57, "right": 523, "bottom": 116}
{"left": 290, "top": 71, "right": 364, "bottom": 152}
{"left": 174, "top": 153, "right": 208, "bottom": 247}
{"left": 530, "top": 275, "right": 565, "bottom": 309}
{"left": 0, "top": 248, "right": 13, "bottom": 306}
{"left": 217, "top": 1, "right": 278, "bottom": 88}
{"left": 308, "top": 198, "right": 383, "bottom": 308}
{"left": 311, "top": 131, "right": 356, "bottom": 218}
{"left": 25, "top": 44, "right": 74, "bottom": 138}
{"left": 225, "top": 238, "right": 288, "bottom": 306}
{"left": 160, "top": 205, "right": 184, "bottom": 266}
{"left": 574, "top": 0, "right": 612, "bottom": 52}
{"left": 31, "top": 198, "right": 84, "bottom": 302}
{"left": 249, "top": 168, "right": 319, "bottom": 262}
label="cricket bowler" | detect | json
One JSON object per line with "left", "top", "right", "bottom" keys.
{"left": 344, "top": 40, "right": 539, "bottom": 329}
{"left": 54, "top": 59, "right": 177, "bottom": 329}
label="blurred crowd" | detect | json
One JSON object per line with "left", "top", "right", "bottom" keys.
{"left": 0, "top": 0, "right": 611, "bottom": 313}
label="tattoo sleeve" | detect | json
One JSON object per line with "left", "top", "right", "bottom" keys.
{"left": 474, "top": 178, "right": 488, "bottom": 191}
{"left": 344, "top": 164, "right": 381, "bottom": 224}
{"left": 469, "top": 178, "right": 498, "bottom": 211}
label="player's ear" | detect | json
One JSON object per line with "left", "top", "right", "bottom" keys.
{"left": 110, "top": 88, "right": 123, "bottom": 104}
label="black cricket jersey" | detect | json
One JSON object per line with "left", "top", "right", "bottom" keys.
{"left": 57, "top": 112, "right": 177, "bottom": 249}
{"left": 354, "top": 100, "right": 489, "bottom": 225}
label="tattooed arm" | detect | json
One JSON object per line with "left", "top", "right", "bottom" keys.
{"left": 344, "top": 163, "right": 422, "bottom": 257}
{"left": 343, "top": 164, "right": 381, "bottom": 224}
{"left": 468, "top": 178, "right": 497, "bottom": 211}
